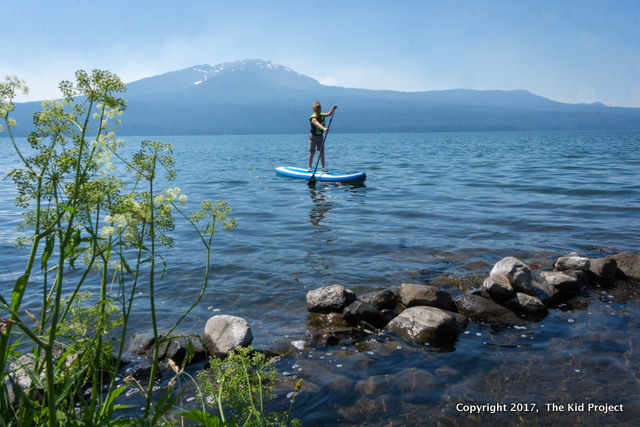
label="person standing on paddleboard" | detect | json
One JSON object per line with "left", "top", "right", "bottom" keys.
{"left": 308, "top": 102, "right": 337, "bottom": 172}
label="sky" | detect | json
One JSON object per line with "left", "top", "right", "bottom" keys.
{"left": 3, "top": 0, "right": 640, "bottom": 107}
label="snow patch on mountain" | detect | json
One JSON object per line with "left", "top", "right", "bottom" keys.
{"left": 188, "top": 60, "right": 301, "bottom": 85}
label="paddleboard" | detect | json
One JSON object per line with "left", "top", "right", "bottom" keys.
{"left": 275, "top": 166, "right": 366, "bottom": 184}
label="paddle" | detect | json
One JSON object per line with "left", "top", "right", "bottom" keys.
{"left": 308, "top": 111, "right": 335, "bottom": 188}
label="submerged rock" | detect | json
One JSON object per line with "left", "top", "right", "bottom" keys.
{"left": 202, "top": 315, "right": 253, "bottom": 357}
{"left": 387, "top": 306, "right": 468, "bottom": 344}
{"left": 306, "top": 284, "right": 356, "bottom": 313}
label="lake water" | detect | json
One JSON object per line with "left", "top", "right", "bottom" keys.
{"left": 1, "top": 131, "right": 640, "bottom": 425}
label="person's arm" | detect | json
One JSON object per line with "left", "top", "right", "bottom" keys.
{"left": 311, "top": 117, "right": 328, "bottom": 132}
{"left": 323, "top": 105, "right": 338, "bottom": 117}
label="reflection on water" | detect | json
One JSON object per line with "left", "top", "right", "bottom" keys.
{"left": 309, "top": 187, "right": 333, "bottom": 230}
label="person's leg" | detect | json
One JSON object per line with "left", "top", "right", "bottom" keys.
{"left": 308, "top": 136, "right": 315, "bottom": 170}
{"left": 308, "top": 150, "right": 314, "bottom": 170}
{"left": 320, "top": 150, "right": 326, "bottom": 171}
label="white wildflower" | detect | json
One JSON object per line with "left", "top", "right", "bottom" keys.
{"left": 178, "top": 194, "right": 187, "bottom": 205}
{"left": 101, "top": 226, "right": 115, "bottom": 238}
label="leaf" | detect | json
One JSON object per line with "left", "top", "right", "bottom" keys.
{"left": 99, "top": 386, "right": 133, "bottom": 419}
{"left": 150, "top": 389, "right": 181, "bottom": 425}
{"left": 177, "top": 409, "right": 222, "bottom": 427}
{"left": 41, "top": 235, "right": 55, "bottom": 270}
{"left": 3, "top": 169, "right": 17, "bottom": 181}
{"left": 11, "top": 275, "right": 28, "bottom": 312}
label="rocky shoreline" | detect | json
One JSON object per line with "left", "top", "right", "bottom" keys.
{"left": 8, "top": 252, "right": 640, "bottom": 407}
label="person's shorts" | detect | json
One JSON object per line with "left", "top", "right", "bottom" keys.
{"left": 309, "top": 134, "right": 324, "bottom": 152}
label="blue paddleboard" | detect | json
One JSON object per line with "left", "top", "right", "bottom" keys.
{"left": 275, "top": 166, "right": 366, "bottom": 184}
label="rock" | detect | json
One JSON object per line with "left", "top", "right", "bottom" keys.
{"left": 307, "top": 312, "right": 349, "bottom": 329}
{"left": 397, "top": 283, "right": 456, "bottom": 311}
{"left": 563, "top": 270, "right": 590, "bottom": 288}
{"left": 454, "top": 294, "right": 525, "bottom": 325}
{"left": 293, "top": 359, "right": 355, "bottom": 399}
{"left": 306, "top": 284, "right": 356, "bottom": 313}
{"left": 532, "top": 270, "right": 581, "bottom": 293}
{"left": 530, "top": 280, "right": 560, "bottom": 306}
{"left": 489, "top": 257, "right": 535, "bottom": 295}
{"left": 125, "top": 331, "right": 206, "bottom": 365}
{"left": 482, "top": 274, "right": 515, "bottom": 302}
{"left": 356, "top": 374, "right": 394, "bottom": 395}
{"left": 165, "top": 336, "right": 207, "bottom": 365}
{"left": 606, "top": 253, "right": 640, "bottom": 282}
{"left": 435, "top": 366, "right": 463, "bottom": 381}
{"left": 124, "top": 361, "right": 160, "bottom": 383}
{"left": 387, "top": 306, "right": 468, "bottom": 344}
{"left": 503, "top": 293, "right": 549, "bottom": 316}
{"left": 9, "top": 354, "right": 42, "bottom": 395}
{"left": 343, "top": 300, "right": 384, "bottom": 328}
{"left": 588, "top": 257, "right": 617, "bottom": 286}
{"left": 554, "top": 254, "right": 590, "bottom": 272}
{"left": 358, "top": 289, "right": 397, "bottom": 311}
{"left": 394, "top": 367, "right": 435, "bottom": 396}
{"left": 202, "top": 315, "right": 253, "bottom": 357}
{"left": 380, "top": 309, "right": 397, "bottom": 326}
{"left": 468, "top": 288, "right": 493, "bottom": 300}
{"left": 291, "top": 340, "right": 305, "bottom": 350}
{"left": 309, "top": 330, "right": 341, "bottom": 346}
{"left": 125, "top": 330, "right": 157, "bottom": 355}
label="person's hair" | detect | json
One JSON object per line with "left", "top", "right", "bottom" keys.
{"left": 313, "top": 101, "right": 321, "bottom": 112}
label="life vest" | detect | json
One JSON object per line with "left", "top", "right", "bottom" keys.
{"left": 309, "top": 113, "right": 325, "bottom": 135}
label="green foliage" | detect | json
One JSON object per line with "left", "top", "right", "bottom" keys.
{"left": 0, "top": 69, "right": 237, "bottom": 426}
{"left": 197, "top": 346, "right": 301, "bottom": 427}
{"left": 54, "top": 292, "right": 123, "bottom": 379}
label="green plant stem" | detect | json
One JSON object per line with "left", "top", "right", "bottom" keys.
{"left": 144, "top": 155, "right": 159, "bottom": 419}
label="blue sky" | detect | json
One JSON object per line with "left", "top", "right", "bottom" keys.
{"left": 3, "top": 0, "right": 639, "bottom": 107}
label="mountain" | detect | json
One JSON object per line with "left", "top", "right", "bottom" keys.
{"left": 8, "top": 59, "right": 640, "bottom": 136}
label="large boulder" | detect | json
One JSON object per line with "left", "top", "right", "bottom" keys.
{"left": 203, "top": 315, "right": 253, "bottom": 357}
{"left": 397, "top": 283, "right": 456, "bottom": 311}
{"left": 489, "top": 257, "right": 535, "bottom": 295}
{"left": 605, "top": 253, "right": 640, "bottom": 282}
{"left": 306, "top": 284, "right": 356, "bottom": 313}
{"left": 387, "top": 306, "right": 468, "bottom": 344}
{"left": 454, "top": 294, "right": 525, "bottom": 325}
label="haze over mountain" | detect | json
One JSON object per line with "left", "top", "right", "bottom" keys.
{"left": 9, "top": 60, "right": 640, "bottom": 136}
